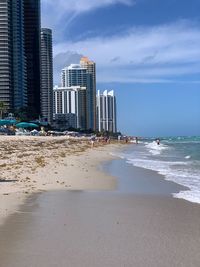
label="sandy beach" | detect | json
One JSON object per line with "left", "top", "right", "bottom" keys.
{"left": 0, "top": 136, "right": 119, "bottom": 226}
{"left": 0, "top": 137, "right": 200, "bottom": 267}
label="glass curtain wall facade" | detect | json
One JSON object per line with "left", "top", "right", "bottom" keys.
{"left": 24, "top": 0, "right": 41, "bottom": 116}
{"left": 41, "top": 28, "right": 53, "bottom": 124}
{"left": 80, "top": 57, "right": 96, "bottom": 131}
{"left": 0, "top": 1, "right": 13, "bottom": 110}
{"left": 0, "top": 0, "right": 27, "bottom": 110}
{"left": 0, "top": 0, "right": 41, "bottom": 116}
{"left": 12, "top": 0, "right": 27, "bottom": 109}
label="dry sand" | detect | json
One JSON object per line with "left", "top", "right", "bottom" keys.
{"left": 0, "top": 136, "right": 120, "bottom": 225}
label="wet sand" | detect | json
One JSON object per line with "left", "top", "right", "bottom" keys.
{"left": 103, "top": 158, "right": 188, "bottom": 195}
{"left": 0, "top": 191, "right": 200, "bottom": 267}
{"left": 0, "top": 157, "right": 200, "bottom": 267}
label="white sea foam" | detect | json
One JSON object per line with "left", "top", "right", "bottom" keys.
{"left": 113, "top": 141, "right": 200, "bottom": 204}
{"left": 126, "top": 156, "right": 200, "bottom": 204}
{"left": 126, "top": 158, "right": 189, "bottom": 178}
{"left": 173, "top": 190, "right": 200, "bottom": 204}
{"left": 145, "top": 141, "right": 170, "bottom": 155}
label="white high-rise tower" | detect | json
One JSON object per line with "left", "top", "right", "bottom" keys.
{"left": 96, "top": 90, "right": 117, "bottom": 133}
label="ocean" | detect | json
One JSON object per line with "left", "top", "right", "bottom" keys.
{"left": 114, "top": 136, "right": 200, "bottom": 204}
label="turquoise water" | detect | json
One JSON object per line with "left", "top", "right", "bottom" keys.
{"left": 115, "top": 136, "right": 200, "bottom": 204}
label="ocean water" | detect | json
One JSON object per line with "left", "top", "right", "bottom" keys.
{"left": 115, "top": 137, "right": 200, "bottom": 204}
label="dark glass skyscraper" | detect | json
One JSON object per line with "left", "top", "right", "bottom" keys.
{"left": 0, "top": 1, "right": 13, "bottom": 110}
{"left": 41, "top": 28, "right": 53, "bottom": 124}
{"left": 80, "top": 57, "right": 96, "bottom": 131}
{"left": 0, "top": 0, "right": 27, "bottom": 110}
{"left": 24, "top": 0, "right": 41, "bottom": 116}
{"left": 0, "top": 0, "right": 41, "bottom": 116}
{"left": 12, "top": 0, "right": 27, "bottom": 109}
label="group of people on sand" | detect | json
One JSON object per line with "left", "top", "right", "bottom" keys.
{"left": 90, "top": 135, "right": 142, "bottom": 148}
{"left": 90, "top": 136, "right": 111, "bottom": 148}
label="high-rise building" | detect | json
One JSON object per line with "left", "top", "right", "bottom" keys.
{"left": 0, "top": 0, "right": 27, "bottom": 110}
{"left": 12, "top": 0, "right": 27, "bottom": 110}
{"left": 80, "top": 57, "right": 96, "bottom": 130}
{"left": 24, "top": 0, "right": 41, "bottom": 116}
{"left": 41, "top": 28, "right": 53, "bottom": 124}
{"left": 53, "top": 86, "right": 86, "bottom": 129}
{"left": 0, "top": 0, "right": 13, "bottom": 110}
{"left": 61, "top": 59, "right": 96, "bottom": 130}
{"left": 96, "top": 90, "right": 117, "bottom": 133}
{"left": 61, "top": 64, "right": 87, "bottom": 88}
{"left": 61, "top": 64, "right": 87, "bottom": 129}
{"left": 0, "top": 0, "right": 41, "bottom": 117}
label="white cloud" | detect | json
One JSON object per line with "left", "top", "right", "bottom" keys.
{"left": 42, "top": 0, "right": 133, "bottom": 13}
{"left": 41, "top": 0, "right": 134, "bottom": 31}
{"left": 54, "top": 51, "right": 83, "bottom": 84}
{"left": 97, "top": 63, "right": 200, "bottom": 83}
{"left": 53, "top": 21, "right": 200, "bottom": 83}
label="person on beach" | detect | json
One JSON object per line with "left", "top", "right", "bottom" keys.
{"left": 90, "top": 136, "right": 95, "bottom": 148}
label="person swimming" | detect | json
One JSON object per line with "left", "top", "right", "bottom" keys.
{"left": 156, "top": 138, "right": 160, "bottom": 145}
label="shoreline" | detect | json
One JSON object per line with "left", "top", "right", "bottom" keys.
{"left": 0, "top": 136, "right": 198, "bottom": 228}
{"left": 0, "top": 136, "right": 123, "bottom": 226}
{"left": 104, "top": 145, "right": 195, "bottom": 205}
{"left": 103, "top": 157, "right": 189, "bottom": 196}
{"left": 102, "top": 140, "right": 193, "bottom": 201}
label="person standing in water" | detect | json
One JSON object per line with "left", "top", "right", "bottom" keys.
{"left": 156, "top": 138, "right": 160, "bottom": 145}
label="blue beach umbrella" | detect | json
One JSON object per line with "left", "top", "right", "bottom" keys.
{"left": 16, "top": 122, "right": 39, "bottom": 128}
{"left": 0, "top": 119, "right": 16, "bottom": 126}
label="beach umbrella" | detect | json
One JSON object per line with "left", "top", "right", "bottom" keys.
{"left": 0, "top": 119, "right": 16, "bottom": 126}
{"left": 16, "top": 122, "right": 39, "bottom": 128}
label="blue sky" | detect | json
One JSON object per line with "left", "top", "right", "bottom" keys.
{"left": 42, "top": 0, "right": 200, "bottom": 136}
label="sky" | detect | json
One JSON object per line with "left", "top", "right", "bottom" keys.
{"left": 41, "top": 0, "right": 200, "bottom": 137}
